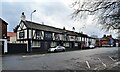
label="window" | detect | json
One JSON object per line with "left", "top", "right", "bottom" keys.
{"left": 64, "top": 42, "right": 69, "bottom": 47}
{"left": 36, "top": 31, "right": 42, "bottom": 39}
{"left": 50, "top": 42, "right": 56, "bottom": 47}
{"left": 19, "top": 31, "right": 24, "bottom": 38}
{"left": 46, "top": 33, "right": 52, "bottom": 38}
{"left": 32, "top": 41, "right": 40, "bottom": 47}
{"left": 55, "top": 34, "right": 60, "bottom": 40}
{"left": 75, "top": 43, "right": 78, "bottom": 47}
{"left": 44, "top": 32, "right": 52, "bottom": 40}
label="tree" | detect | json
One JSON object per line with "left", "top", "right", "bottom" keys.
{"left": 71, "top": 0, "right": 120, "bottom": 33}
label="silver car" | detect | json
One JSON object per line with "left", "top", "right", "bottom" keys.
{"left": 89, "top": 45, "right": 96, "bottom": 48}
{"left": 48, "top": 46, "right": 65, "bottom": 52}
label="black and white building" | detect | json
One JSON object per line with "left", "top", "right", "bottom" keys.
{"left": 15, "top": 13, "right": 96, "bottom": 53}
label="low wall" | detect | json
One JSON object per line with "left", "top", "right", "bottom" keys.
{"left": 7, "top": 43, "right": 27, "bottom": 54}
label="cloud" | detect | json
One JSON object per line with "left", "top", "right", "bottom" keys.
{"left": 1, "top": 0, "right": 118, "bottom": 38}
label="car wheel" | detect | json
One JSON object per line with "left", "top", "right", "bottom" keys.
{"left": 63, "top": 49, "right": 65, "bottom": 52}
{"left": 54, "top": 49, "right": 57, "bottom": 52}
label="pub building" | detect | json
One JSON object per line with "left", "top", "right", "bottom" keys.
{"left": 14, "top": 12, "right": 96, "bottom": 53}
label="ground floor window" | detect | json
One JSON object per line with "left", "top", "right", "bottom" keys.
{"left": 64, "top": 42, "right": 69, "bottom": 47}
{"left": 32, "top": 41, "right": 40, "bottom": 47}
{"left": 50, "top": 42, "right": 56, "bottom": 47}
{"left": 75, "top": 43, "right": 78, "bottom": 47}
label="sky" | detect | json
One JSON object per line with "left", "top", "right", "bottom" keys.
{"left": 0, "top": 0, "right": 118, "bottom": 38}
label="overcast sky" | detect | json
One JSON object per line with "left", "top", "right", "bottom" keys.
{"left": 1, "top": 0, "right": 118, "bottom": 38}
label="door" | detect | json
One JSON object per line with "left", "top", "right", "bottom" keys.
{"left": 0, "top": 41, "right": 3, "bottom": 54}
{"left": 2, "top": 41, "right": 4, "bottom": 54}
{"left": 44, "top": 41, "right": 50, "bottom": 51}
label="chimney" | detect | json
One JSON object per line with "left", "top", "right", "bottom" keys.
{"left": 103, "top": 34, "right": 106, "bottom": 38}
{"left": 42, "top": 22, "right": 44, "bottom": 25}
{"left": 109, "top": 35, "right": 112, "bottom": 37}
{"left": 21, "top": 12, "right": 26, "bottom": 21}
{"left": 72, "top": 27, "right": 75, "bottom": 32}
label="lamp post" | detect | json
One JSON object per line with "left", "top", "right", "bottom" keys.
{"left": 31, "top": 10, "right": 36, "bottom": 21}
{"left": 30, "top": 10, "right": 36, "bottom": 52}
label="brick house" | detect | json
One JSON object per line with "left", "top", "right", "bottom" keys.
{"left": 0, "top": 18, "right": 8, "bottom": 54}
{"left": 96, "top": 35, "right": 115, "bottom": 47}
{"left": 7, "top": 32, "right": 17, "bottom": 43}
{"left": 0, "top": 18, "right": 8, "bottom": 39}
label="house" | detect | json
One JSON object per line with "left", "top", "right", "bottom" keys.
{"left": 0, "top": 18, "right": 8, "bottom": 54}
{"left": 14, "top": 12, "right": 96, "bottom": 53}
{"left": 7, "top": 32, "right": 17, "bottom": 43}
{"left": 0, "top": 18, "right": 8, "bottom": 39}
{"left": 96, "top": 34, "right": 115, "bottom": 47}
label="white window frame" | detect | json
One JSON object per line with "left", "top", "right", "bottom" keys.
{"left": 32, "top": 41, "right": 41, "bottom": 48}
{"left": 50, "top": 42, "right": 56, "bottom": 47}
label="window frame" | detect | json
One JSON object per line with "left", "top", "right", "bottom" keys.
{"left": 19, "top": 31, "right": 24, "bottom": 38}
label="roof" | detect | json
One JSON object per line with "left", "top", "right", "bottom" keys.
{"left": 0, "top": 18, "right": 8, "bottom": 25}
{"left": 23, "top": 20, "right": 64, "bottom": 34}
{"left": 20, "top": 20, "right": 91, "bottom": 37}
{"left": 7, "top": 32, "right": 16, "bottom": 37}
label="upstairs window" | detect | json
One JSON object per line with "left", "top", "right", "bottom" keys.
{"left": 19, "top": 31, "right": 24, "bottom": 38}
{"left": 54, "top": 34, "right": 60, "bottom": 40}
{"left": 44, "top": 32, "right": 52, "bottom": 40}
{"left": 36, "top": 31, "right": 42, "bottom": 39}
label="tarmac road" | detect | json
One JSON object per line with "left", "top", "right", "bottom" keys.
{"left": 2, "top": 47, "right": 120, "bottom": 71}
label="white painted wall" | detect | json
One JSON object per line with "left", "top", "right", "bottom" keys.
{"left": 29, "top": 30, "right": 31, "bottom": 38}
{"left": 41, "top": 31, "right": 44, "bottom": 39}
{"left": 69, "top": 36, "right": 76, "bottom": 41}
{"left": 59, "top": 34, "right": 63, "bottom": 40}
{"left": 9, "top": 36, "right": 16, "bottom": 43}
{"left": 23, "top": 24, "right": 27, "bottom": 29}
{"left": 77, "top": 37, "right": 80, "bottom": 41}
{"left": 91, "top": 39, "right": 96, "bottom": 45}
{"left": 17, "top": 32, "right": 20, "bottom": 39}
{"left": 18, "top": 27, "right": 21, "bottom": 31}
{"left": 0, "top": 39, "right": 7, "bottom": 53}
{"left": 52, "top": 33, "right": 55, "bottom": 40}
{"left": 82, "top": 37, "right": 84, "bottom": 41}
{"left": 24, "top": 30, "right": 27, "bottom": 39}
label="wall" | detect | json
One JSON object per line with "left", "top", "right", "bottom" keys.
{"left": 7, "top": 43, "right": 27, "bottom": 54}
{"left": 10, "top": 36, "right": 17, "bottom": 43}
{"left": 0, "top": 19, "right": 7, "bottom": 39}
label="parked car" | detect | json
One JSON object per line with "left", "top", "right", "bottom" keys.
{"left": 48, "top": 46, "right": 65, "bottom": 52}
{"left": 89, "top": 45, "right": 96, "bottom": 48}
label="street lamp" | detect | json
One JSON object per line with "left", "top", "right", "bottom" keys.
{"left": 31, "top": 10, "right": 36, "bottom": 21}
{"left": 30, "top": 10, "right": 36, "bottom": 52}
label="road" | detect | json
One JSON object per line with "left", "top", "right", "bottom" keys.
{"left": 2, "top": 47, "right": 120, "bottom": 71}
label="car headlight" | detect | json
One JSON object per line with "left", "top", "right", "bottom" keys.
{"left": 50, "top": 49, "right": 55, "bottom": 51}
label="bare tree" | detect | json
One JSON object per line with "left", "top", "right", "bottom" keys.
{"left": 71, "top": 0, "right": 120, "bottom": 33}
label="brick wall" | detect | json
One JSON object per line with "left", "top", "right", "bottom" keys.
{"left": 0, "top": 18, "right": 7, "bottom": 39}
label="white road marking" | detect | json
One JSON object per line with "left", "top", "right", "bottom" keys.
{"left": 108, "top": 56, "right": 116, "bottom": 61}
{"left": 86, "top": 61, "right": 91, "bottom": 68}
{"left": 98, "top": 58, "right": 107, "bottom": 67}
{"left": 22, "top": 54, "right": 45, "bottom": 58}
{"left": 94, "top": 68, "right": 98, "bottom": 70}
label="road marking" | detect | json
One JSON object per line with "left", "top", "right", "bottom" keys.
{"left": 94, "top": 68, "right": 98, "bottom": 70}
{"left": 22, "top": 54, "right": 45, "bottom": 58}
{"left": 108, "top": 56, "right": 116, "bottom": 61}
{"left": 98, "top": 58, "right": 106, "bottom": 67}
{"left": 86, "top": 61, "right": 91, "bottom": 68}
